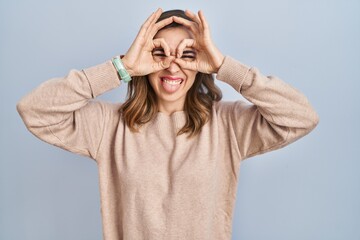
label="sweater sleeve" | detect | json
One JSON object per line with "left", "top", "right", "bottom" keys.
{"left": 16, "top": 59, "right": 121, "bottom": 161}
{"left": 216, "top": 56, "right": 319, "bottom": 160}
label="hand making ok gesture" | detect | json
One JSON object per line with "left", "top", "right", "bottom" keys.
{"left": 121, "top": 8, "right": 175, "bottom": 77}
{"left": 172, "top": 10, "right": 225, "bottom": 74}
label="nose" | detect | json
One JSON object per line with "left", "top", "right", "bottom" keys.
{"left": 166, "top": 59, "right": 181, "bottom": 74}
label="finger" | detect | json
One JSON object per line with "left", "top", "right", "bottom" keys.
{"left": 174, "top": 58, "right": 197, "bottom": 71}
{"left": 176, "top": 39, "right": 195, "bottom": 58}
{"left": 139, "top": 9, "right": 160, "bottom": 36}
{"left": 198, "top": 10, "right": 209, "bottom": 31}
{"left": 152, "top": 38, "right": 170, "bottom": 56}
{"left": 153, "top": 56, "right": 175, "bottom": 71}
{"left": 149, "top": 8, "right": 163, "bottom": 26}
{"left": 173, "top": 16, "right": 198, "bottom": 33}
{"left": 184, "top": 9, "right": 201, "bottom": 26}
{"left": 150, "top": 16, "right": 174, "bottom": 38}
{"left": 142, "top": 8, "right": 163, "bottom": 37}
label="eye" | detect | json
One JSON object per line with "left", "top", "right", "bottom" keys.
{"left": 181, "top": 55, "right": 195, "bottom": 59}
{"left": 152, "top": 48, "right": 167, "bottom": 61}
{"left": 153, "top": 52, "right": 166, "bottom": 57}
{"left": 153, "top": 53, "right": 166, "bottom": 57}
{"left": 152, "top": 48, "right": 166, "bottom": 57}
{"left": 181, "top": 50, "right": 196, "bottom": 61}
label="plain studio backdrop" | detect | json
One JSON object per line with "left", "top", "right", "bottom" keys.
{"left": 1, "top": 0, "right": 359, "bottom": 239}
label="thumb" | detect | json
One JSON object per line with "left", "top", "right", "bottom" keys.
{"left": 174, "top": 58, "right": 197, "bottom": 71}
{"left": 153, "top": 56, "right": 175, "bottom": 71}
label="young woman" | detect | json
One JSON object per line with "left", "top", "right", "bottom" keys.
{"left": 17, "top": 8, "right": 319, "bottom": 240}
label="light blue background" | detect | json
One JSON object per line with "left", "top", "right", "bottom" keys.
{"left": 1, "top": 0, "right": 359, "bottom": 239}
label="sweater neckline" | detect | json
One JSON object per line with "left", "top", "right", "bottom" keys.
{"left": 156, "top": 110, "right": 186, "bottom": 117}
{"left": 154, "top": 111, "right": 187, "bottom": 131}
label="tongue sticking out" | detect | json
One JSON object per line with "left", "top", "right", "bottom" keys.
{"left": 161, "top": 79, "right": 183, "bottom": 93}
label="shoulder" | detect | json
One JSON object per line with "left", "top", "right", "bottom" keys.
{"left": 212, "top": 100, "right": 252, "bottom": 115}
{"left": 211, "top": 100, "right": 257, "bottom": 127}
{"left": 84, "top": 99, "right": 123, "bottom": 119}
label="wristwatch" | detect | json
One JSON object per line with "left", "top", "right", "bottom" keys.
{"left": 112, "top": 56, "right": 132, "bottom": 82}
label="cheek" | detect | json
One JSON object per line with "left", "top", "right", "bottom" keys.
{"left": 184, "top": 70, "right": 198, "bottom": 86}
{"left": 148, "top": 73, "right": 158, "bottom": 89}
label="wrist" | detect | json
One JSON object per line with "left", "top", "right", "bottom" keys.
{"left": 214, "top": 53, "right": 225, "bottom": 73}
{"left": 112, "top": 56, "right": 132, "bottom": 82}
{"left": 120, "top": 56, "right": 134, "bottom": 77}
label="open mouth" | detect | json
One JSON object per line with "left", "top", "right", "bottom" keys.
{"left": 160, "top": 77, "right": 184, "bottom": 93}
{"left": 161, "top": 78, "right": 184, "bottom": 85}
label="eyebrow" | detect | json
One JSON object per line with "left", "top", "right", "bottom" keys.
{"left": 152, "top": 47, "right": 164, "bottom": 52}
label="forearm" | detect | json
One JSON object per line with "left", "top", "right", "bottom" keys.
{"left": 217, "top": 56, "right": 319, "bottom": 130}
{"left": 17, "top": 59, "right": 120, "bottom": 128}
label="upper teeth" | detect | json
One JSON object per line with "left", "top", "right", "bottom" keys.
{"left": 163, "top": 78, "right": 182, "bottom": 84}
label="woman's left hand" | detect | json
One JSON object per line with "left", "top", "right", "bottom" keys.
{"left": 172, "top": 10, "right": 225, "bottom": 74}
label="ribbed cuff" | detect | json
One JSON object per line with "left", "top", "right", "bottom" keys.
{"left": 82, "top": 60, "right": 121, "bottom": 98}
{"left": 216, "top": 56, "right": 252, "bottom": 92}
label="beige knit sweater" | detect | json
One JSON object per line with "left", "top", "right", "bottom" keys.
{"left": 17, "top": 56, "right": 319, "bottom": 240}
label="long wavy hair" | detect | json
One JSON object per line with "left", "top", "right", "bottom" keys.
{"left": 119, "top": 9, "right": 222, "bottom": 138}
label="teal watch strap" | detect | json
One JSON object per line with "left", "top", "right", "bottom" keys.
{"left": 112, "top": 56, "right": 132, "bottom": 82}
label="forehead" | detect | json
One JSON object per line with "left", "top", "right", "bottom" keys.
{"left": 154, "top": 27, "right": 194, "bottom": 49}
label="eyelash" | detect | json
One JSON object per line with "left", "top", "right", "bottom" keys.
{"left": 153, "top": 53, "right": 195, "bottom": 59}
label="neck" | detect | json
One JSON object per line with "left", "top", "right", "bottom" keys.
{"left": 157, "top": 99, "right": 185, "bottom": 116}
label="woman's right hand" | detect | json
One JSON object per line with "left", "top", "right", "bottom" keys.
{"left": 121, "top": 8, "right": 175, "bottom": 77}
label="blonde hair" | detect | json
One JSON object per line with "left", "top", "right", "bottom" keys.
{"left": 119, "top": 9, "right": 222, "bottom": 138}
